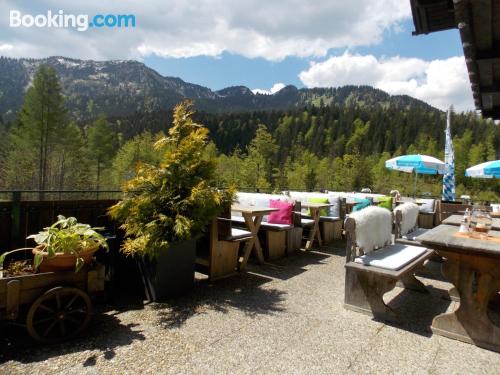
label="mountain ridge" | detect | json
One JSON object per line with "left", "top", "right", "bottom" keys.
{"left": 0, "top": 55, "right": 439, "bottom": 122}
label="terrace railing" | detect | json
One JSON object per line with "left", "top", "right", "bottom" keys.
{"left": 0, "top": 190, "right": 122, "bottom": 250}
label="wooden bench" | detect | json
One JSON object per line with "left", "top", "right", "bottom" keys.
{"left": 319, "top": 197, "right": 346, "bottom": 244}
{"left": 260, "top": 201, "right": 303, "bottom": 259}
{"left": 394, "top": 203, "right": 430, "bottom": 246}
{"left": 196, "top": 215, "right": 252, "bottom": 280}
{"left": 344, "top": 207, "right": 433, "bottom": 322}
{"left": 259, "top": 222, "right": 294, "bottom": 260}
{"left": 418, "top": 199, "right": 437, "bottom": 228}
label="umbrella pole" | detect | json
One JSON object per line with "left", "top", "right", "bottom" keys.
{"left": 413, "top": 171, "right": 417, "bottom": 198}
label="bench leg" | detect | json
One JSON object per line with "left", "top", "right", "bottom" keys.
{"left": 286, "top": 227, "right": 303, "bottom": 254}
{"left": 210, "top": 241, "right": 240, "bottom": 280}
{"left": 398, "top": 273, "right": 428, "bottom": 293}
{"left": 264, "top": 231, "right": 287, "bottom": 260}
{"left": 344, "top": 268, "right": 397, "bottom": 322}
{"left": 320, "top": 221, "right": 342, "bottom": 244}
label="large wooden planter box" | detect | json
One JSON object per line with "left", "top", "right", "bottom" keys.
{"left": 138, "top": 240, "right": 196, "bottom": 302}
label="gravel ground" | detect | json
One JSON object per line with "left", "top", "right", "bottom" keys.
{"left": 1, "top": 242, "right": 499, "bottom": 374}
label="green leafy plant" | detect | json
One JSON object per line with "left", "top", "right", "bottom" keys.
{"left": 1, "top": 216, "right": 108, "bottom": 273}
{"left": 109, "top": 100, "right": 234, "bottom": 258}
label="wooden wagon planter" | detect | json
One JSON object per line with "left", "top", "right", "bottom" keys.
{"left": 0, "top": 253, "right": 105, "bottom": 343}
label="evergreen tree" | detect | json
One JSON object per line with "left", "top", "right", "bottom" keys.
{"left": 4, "top": 65, "right": 66, "bottom": 195}
{"left": 109, "top": 101, "right": 233, "bottom": 257}
{"left": 111, "top": 132, "right": 163, "bottom": 187}
{"left": 86, "top": 115, "right": 118, "bottom": 191}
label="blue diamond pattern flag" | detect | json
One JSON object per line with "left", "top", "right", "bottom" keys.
{"left": 442, "top": 108, "right": 455, "bottom": 201}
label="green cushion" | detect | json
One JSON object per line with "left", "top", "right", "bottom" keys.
{"left": 378, "top": 196, "right": 393, "bottom": 210}
{"left": 308, "top": 197, "right": 330, "bottom": 216}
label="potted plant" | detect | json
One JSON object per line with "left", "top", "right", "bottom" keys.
{"left": 109, "top": 101, "right": 233, "bottom": 301}
{"left": 0, "top": 215, "right": 108, "bottom": 274}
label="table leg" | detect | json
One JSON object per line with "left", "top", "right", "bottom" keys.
{"left": 239, "top": 214, "right": 264, "bottom": 270}
{"left": 431, "top": 250, "right": 500, "bottom": 352}
{"left": 305, "top": 208, "right": 322, "bottom": 251}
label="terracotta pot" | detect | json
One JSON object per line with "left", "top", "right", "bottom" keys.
{"left": 32, "top": 244, "right": 99, "bottom": 273}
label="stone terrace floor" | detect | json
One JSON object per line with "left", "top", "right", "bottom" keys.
{"left": 1, "top": 241, "right": 499, "bottom": 374}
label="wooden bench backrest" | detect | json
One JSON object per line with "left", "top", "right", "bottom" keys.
{"left": 439, "top": 202, "right": 471, "bottom": 220}
{"left": 345, "top": 211, "right": 395, "bottom": 262}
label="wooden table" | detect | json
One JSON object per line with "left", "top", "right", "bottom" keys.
{"left": 417, "top": 224, "right": 500, "bottom": 352}
{"left": 231, "top": 205, "right": 278, "bottom": 270}
{"left": 300, "top": 203, "right": 333, "bottom": 251}
{"left": 442, "top": 214, "right": 500, "bottom": 231}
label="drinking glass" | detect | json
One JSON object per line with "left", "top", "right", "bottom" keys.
{"left": 469, "top": 207, "right": 492, "bottom": 239}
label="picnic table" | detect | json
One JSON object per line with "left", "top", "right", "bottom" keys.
{"left": 300, "top": 202, "right": 333, "bottom": 251}
{"left": 442, "top": 214, "right": 500, "bottom": 231}
{"left": 231, "top": 205, "right": 278, "bottom": 270}
{"left": 417, "top": 224, "right": 500, "bottom": 352}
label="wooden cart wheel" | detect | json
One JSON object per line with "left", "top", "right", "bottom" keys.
{"left": 26, "top": 286, "right": 92, "bottom": 342}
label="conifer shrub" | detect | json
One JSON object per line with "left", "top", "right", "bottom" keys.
{"left": 109, "top": 101, "right": 234, "bottom": 257}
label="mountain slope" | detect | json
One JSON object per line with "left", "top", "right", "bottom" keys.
{"left": 0, "top": 56, "right": 438, "bottom": 122}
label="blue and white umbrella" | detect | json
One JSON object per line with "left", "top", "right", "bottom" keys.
{"left": 442, "top": 109, "right": 455, "bottom": 201}
{"left": 465, "top": 160, "right": 500, "bottom": 179}
{"left": 385, "top": 154, "right": 445, "bottom": 196}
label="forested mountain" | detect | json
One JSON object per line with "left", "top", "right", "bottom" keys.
{"left": 0, "top": 56, "right": 435, "bottom": 122}
{"left": 0, "top": 61, "right": 498, "bottom": 201}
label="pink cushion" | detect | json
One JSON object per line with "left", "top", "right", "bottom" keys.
{"left": 268, "top": 199, "right": 293, "bottom": 225}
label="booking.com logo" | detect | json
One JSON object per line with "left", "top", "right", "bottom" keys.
{"left": 9, "top": 10, "right": 136, "bottom": 32}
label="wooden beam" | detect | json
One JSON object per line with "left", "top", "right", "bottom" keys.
{"left": 480, "top": 81, "right": 500, "bottom": 94}
{"left": 481, "top": 93, "right": 494, "bottom": 110}
{"left": 470, "top": 0, "right": 492, "bottom": 50}
{"left": 481, "top": 108, "right": 500, "bottom": 119}
{"left": 475, "top": 48, "right": 500, "bottom": 63}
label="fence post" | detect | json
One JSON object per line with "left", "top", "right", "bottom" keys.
{"left": 11, "top": 191, "right": 21, "bottom": 247}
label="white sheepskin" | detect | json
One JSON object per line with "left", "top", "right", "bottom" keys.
{"left": 394, "top": 203, "right": 420, "bottom": 235}
{"left": 348, "top": 206, "right": 392, "bottom": 253}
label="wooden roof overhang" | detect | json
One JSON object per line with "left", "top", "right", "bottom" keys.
{"left": 410, "top": 0, "right": 500, "bottom": 119}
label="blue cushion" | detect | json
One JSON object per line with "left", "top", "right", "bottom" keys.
{"left": 352, "top": 198, "right": 371, "bottom": 212}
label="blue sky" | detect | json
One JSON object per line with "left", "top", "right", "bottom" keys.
{"left": 144, "top": 19, "right": 464, "bottom": 91}
{"left": 0, "top": 1, "right": 473, "bottom": 111}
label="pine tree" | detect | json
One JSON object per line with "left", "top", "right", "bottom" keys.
{"left": 86, "top": 115, "right": 118, "bottom": 191}
{"left": 5, "top": 65, "right": 66, "bottom": 195}
{"left": 111, "top": 131, "right": 163, "bottom": 187}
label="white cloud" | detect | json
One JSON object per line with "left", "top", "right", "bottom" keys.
{"left": 0, "top": 0, "right": 410, "bottom": 60}
{"left": 252, "top": 83, "right": 286, "bottom": 95}
{"left": 0, "top": 43, "right": 13, "bottom": 51}
{"left": 299, "top": 52, "right": 474, "bottom": 112}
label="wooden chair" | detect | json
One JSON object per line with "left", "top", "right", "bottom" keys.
{"left": 344, "top": 206, "right": 433, "bottom": 322}
{"left": 418, "top": 199, "right": 437, "bottom": 228}
{"left": 319, "top": 197, "right": 346, "bottom": 244}
{"left": 394, "top": 203, "right": 430, "bottom": 246}
{"left": 196, "top": 214, "right": 252, "bottom": 281}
